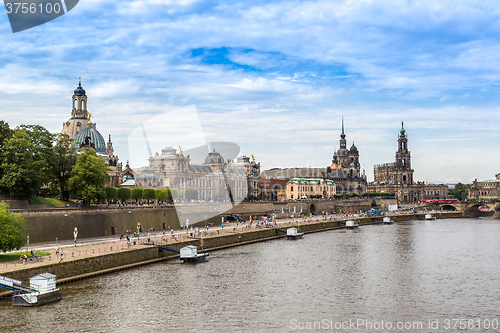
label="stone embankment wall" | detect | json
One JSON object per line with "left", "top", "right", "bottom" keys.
{"left": 0, "top": 211, "right": 472, "bottom": 292}
{"left": 19, "top": 199, "right": 397, "bottom": 243}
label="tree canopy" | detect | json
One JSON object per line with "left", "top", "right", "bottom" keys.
{"left": 143, "top": 188, "right": 155, "bottom": 203}
{"left": 0, "top": 129, "right": 49, "bottom": 198}
{"left": 117, "top": 187, "right": 132, "bottom": 202}
{"left": 52, "top": 134, "right": 77, "bottom": 201}
{"left": 105, "top": 186, "right": 118, "bottom": 201}
{"left": 0, "top": 202, "right": 26, "bottom": 252}
{"left": 131, "top": 187, "right": 143, "bottom": 202}
{"left": 449, "top": 183, "right": 471, "bottom": 201}
{"left": 69, "top": 148, "right": 109, "bottom": 205}
{"left": 185, "top": 187, "right": 199, "bottom": 201}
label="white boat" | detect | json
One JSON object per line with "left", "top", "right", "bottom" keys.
{"left": 10, "top": 273, "right": 62, "bottom": 306}
{"left": 346, "top": 220, "right": 358, "bottom": 229}
{"left": 425, "top": 214, "right": 436, "bottom": 220}
{"left": 383, "top": 217, "right": 394, "bottom": 224}
{"left": 180, "top": 245, "right": 209, "bottom": 263}
{"left": 286, "top": 227, "right": 304, "bottom": 240}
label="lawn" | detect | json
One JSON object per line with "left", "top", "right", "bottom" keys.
{"left": 0, "top": 251, "right": 51, "bottom": 263}
{"left": 28, "top": 197, "right": 74, "bottom": 207}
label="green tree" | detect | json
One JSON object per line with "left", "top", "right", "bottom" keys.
{"left": 0, "top": 121, "right": 13, "bottom": 182}
{"left": 117, "top": 187, "right": 132, "bottom": 202}
{"left": 185, "top": 187, "right": 199, "bottom": 201}
{"left": 449, "top": 183, "right": 471, "bottom": 201}
{"left": 155, "top": 189, "right": 169, "bottom": 201}
{"left": 69, "top": 148, "right": 109, "bottom": 205}
{"left": 131, "top": 187, "right": 142, "bottom": 202}
{"left": 17, "top": 125, "right": 55, "bottom": 186}
{"left": 143, "top": 188, "right": 156, "bottom": 203}
{"left": 170, "top": 188, "right": 178, "bottom": 200}
{"left": 0, "top": 125, "right": 55, "bottom": 198}
{"left": 0, "top": 131, "right": 46, "bottom": 198}
{"left": 165, "top": 188, "right": 173, "bottom": 202}
{"left": 52, "top": 134, "right": 77, "bottom": 201}
{"left": 105, "top": 186, "right": 118, "bottom": 201}
{"left": 0, "top": 202, "right": 26, "bottom": 252}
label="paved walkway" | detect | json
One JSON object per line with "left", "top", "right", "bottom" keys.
{"left": 0, "top": 210, "right": 440, "bottom": 274}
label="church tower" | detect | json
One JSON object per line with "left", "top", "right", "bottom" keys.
{"left": 394, "top": 121, "right": 414, "bottom": 202}
{"left": 62, "top": 78, "right": 95, "bottom": 140}
{"left": 337, "top": 116, "right": 350, "bottom": 168}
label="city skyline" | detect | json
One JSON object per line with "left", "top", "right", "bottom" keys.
{"left": 1, "top": 1, "right": 499, "bottom": 183}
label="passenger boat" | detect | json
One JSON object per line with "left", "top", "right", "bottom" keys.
{"left": 383, "top": 217, "right": 394, "bottom": 224}
{"left": 180, "top": 245, "right": 209, "bottom": 263}
{"left": 286, "top": 227, "right": 304, "bottom": 240}
{"left": 346, "top": 220, "right": 359, "bottom": 229}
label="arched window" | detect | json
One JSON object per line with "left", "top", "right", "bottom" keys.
{"left": 403, "top": 175, "right": 407, "bottom": 183}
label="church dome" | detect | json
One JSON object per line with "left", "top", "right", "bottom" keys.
{"left": 74, "top": 82, "right": 86, "bottom": 96}
{"left": 337, "top": 148, "right": 349, "bottom": 156}
{"left": 350, "top": 143, "right": 358, "bottom": 154}
{"left": 74, "top": 126, "right": 106, "bottom": 153}
{"left": 204, "top": 149, "right": 225, "bottom": 164}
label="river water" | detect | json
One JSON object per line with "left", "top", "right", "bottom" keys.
{"left": 1, "top": 217, "right": 499, "bottom": 333}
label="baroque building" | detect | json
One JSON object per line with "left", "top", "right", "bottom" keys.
{"left": 468, "top": 174, "right": 500, "bottom": 199}
{"left": 326, "top": 117, "right": 367, "bottom": 194}
{"left": 134, "top": 147, "right": 260, "bottom": 201}
{"left": 260, "top": 117, "right": 367, "bottom": 198}
{"left": 368, "top": 122, "right": 448, "bottom": 203}
{"left": 61, "top": 79, "right": 122, "bottom": 187}
{"left": 285, "top": 178, "right": 336, "bottom": 200}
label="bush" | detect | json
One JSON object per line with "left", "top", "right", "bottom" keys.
{"left": 117, "top": 187, "right": 131, "bottom": 202}
{"left": 185, "top": 187, "right": 199, "bottom": 201}
{"left": 106, "top": 186, "right": 118, "bottom": 201}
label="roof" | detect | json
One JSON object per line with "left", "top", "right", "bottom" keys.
{"left": 482, "top": 179, "right": 500, "bottom": 183}
{"left": 287, "top": 178, "right": 335, "bottom": 185}
{"left": 74, "top": 126, "right": 107, "bottom": 153}
{"left": 120, "top": 179, "right": 136, "bottom": 187}
{"left": 30, "top": 273, "right": 56, "bottom": 280}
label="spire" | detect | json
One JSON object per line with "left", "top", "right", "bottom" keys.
{"left": 107, "top": 134, "right": 114, "bottom": 154}
{"left": 400, "top": 120, "right": 406, "bottom": 136}
{"left": 339, "top": 116, "right": 347, "bottom": 149}
{"left": 79, "top": 77, "right": 82, "bottom": 87}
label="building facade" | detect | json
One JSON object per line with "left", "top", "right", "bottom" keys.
{"left": 468, "top": 174, "right": 500, "bottom": 199}
{"left": 134, "top": 147, "right": 260, "bottom": 201}
{"left": 368, "top": 122, "right": 448, "bottom": 203}
{"left": 285, "top": 178, "right": 336, "bottom": 200}
{"left": 61, "top": 80, "right": 122, "bottom": 187}
{"left": 326, "top": 117, "right": 367, "bottom": 194}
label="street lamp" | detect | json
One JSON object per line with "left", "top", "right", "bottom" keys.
{"left": 129, "top": 211, "right": 140, "bottom": 243}
{"left": 64, "top": 214, "right": 78, "bottom": 246}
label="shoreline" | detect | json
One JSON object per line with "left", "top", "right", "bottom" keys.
{"left": 0, "top": 211, "right": 489, "bottom": 299}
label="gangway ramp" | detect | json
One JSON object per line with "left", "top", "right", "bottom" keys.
{"left": 0, "top": 276, "right": 34, "bottom": 294}
{"left": 156, "top": 245, "right": 181, "bottom": 254}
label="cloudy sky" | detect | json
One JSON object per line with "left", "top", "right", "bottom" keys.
{"left": 1, "top": 0, "right": 499, "bottom": 183}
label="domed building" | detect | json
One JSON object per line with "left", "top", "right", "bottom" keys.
{"left": 61, "top": 79, "right": 122, "bottom": 187}
{"left": 134, "top": 146, "right": 260, "bottom": 201}
{"left": 73, "top": 126, "right": 107, "bottom": 153}
{"left": 326, "top": 117, "right": 367, "bottom": 194}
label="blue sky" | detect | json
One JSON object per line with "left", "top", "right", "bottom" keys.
{"left": 1, "top": 0, "right": 500, "bottom": 183}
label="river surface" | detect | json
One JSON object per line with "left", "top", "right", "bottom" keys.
{"left": 1, "top": 217, "right": 499, "bottom": 333}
